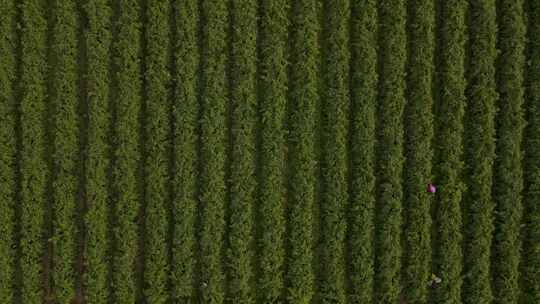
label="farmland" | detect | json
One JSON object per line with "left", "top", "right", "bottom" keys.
{"left": 0, "top": 0, "right": 539, "bottom": 303}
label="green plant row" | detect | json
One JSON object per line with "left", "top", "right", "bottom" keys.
{"left": 50, "top": 0, "right": 79, "bottom": 302}
{"left": 492, "top": 1, "right": 526, "bottom": 304}
{"left": 199, "top": 0, "right": 228, "bottom": 302}
{"left": 374, "top": 1, "right": 406, "bottom": 303}
{"left": 402, "top": 0, "right": 434, "bottom": 303}
{"left": 258, "top": 0, "right": 289, "bottom": 303}
{"left": 0, "top": 0, "right": 16, "bottom": 302}
{"left": 319, "top": 0, "right": 349, "bottom": 303}
{"left": 286, "top": 0, "right": 318, "bottom": 302}
{"left": 83, "top": 0, "right": 112, "bottom": 302}
{"left": 171, "top": 0, "right": 199, "bottom": 302}
{"left": 522, "top": 0, "right": 540, "bottom": 302}
{"left": 227, "top": 0, "right": 257, "bottom": 302}
{"left": 432, "top": 1, "right": 467, "bottom": 304}
{"left": 19, "top": 0, "right": 48, "bottom": 303}
{"left": 462, "top": 1, "right": 497, "bottom": 304}
{"left": 348, "top": 0, "right": 377, "bottom": 303}
{"left": 111, "top": 0, "right": 142, "bottom": 303}
{"left": 143, "top": 1, "right": 171, "bottom": 303}
{"left": 257, "top": 0, "right": 288, "bottom": 302}
{"left": 257, "top": 0, "right": 290, "bottom": 303}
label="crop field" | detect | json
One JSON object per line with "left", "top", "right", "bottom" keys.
{"left": 0, "top": 0, "right": 539, "bottom": 303}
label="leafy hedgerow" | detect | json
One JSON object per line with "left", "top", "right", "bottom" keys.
{"left": 19, "top": 0, "right": 48, "bottom": 303}
{"left": 319, "top": 0, "right": 349, "bottom": 303}
{"left": 492, "top": 1, "right": 526, "bottom": 304}
{"left": 199, "top": 0, "right": 228, "bottom": 302}
{"left": 348, "top": 0, "right": 377, "bottom": 303}
{"left": 170, "top": 0, "right": 199, "bottom": 301}
{"left": 143, "top": 1, "right": 170, "bottom": 303}
{"left": 227, "top": 0, "right": 257, "bottom": 302}
{"left": 0, "top": 0, "right": 16, "bottom": 302}
{"left": 373, "top": 1, "right": 406, "bottom": 303}
{"left": 111, "top": 0, "right": 142, "bottom": 303}
{"left": 432, "top": 1, "right": 466, "bottom": 304}
{"left": 50, "top": 0, "right": 79, "bottom": 302}
{"left": 257, "top": 0, "right": 288, "bottom": 302}
{"left": 462, "top": 1, "right": 497, "bottom": 304}
{"left": 402, "top": 0, "right": 434, "bottom": 303}
{"left": 286, "top": 0, "right": 318, "bottom": 303}
{"left": 83, "top": 0, "right": 112, "bottom": 302}
{"left": 522, "top": 0, "right": 540, "bottom": 302}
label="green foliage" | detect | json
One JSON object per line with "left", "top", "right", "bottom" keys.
{"left": 227, "top": 0, "right": 257, "bottom": 302}
{"left": 257, "top": 0, "right": 288, "bottom": 302}
{"left": 463, "top": 1, "right": 498, "bottom": 304}
{"left": 111, "top": 0, "right": 142, "bottom": 303}
{"left": 402, "top": 0, "right": 434, "bottom": 303}
{"left": 522, "top": 0, "right": 540, "bottom": 302}
{"left": 348, "top": 0, "right": 377, "bottom": 303}
{"left": 286, "top": 0, "right": 318, "bottom": 303}
{"left": 2, "top": 2, "right": 540, "bottom": 303}
{"left": 199, "top": 0, "right": 228, "bottom": 302}
{"left": 50, "top": 0, "right": 79, "bottom": 302}
{"left": 320, "top": 0, "right": 349, "bottom": 303}
{"left": 83, "top": 0, "right": 112, "bottom": 302}
{"left": 432, "top": 1, "right": 467, "bottom": 304}
{"left": 143, "top": 1, "right": 170, "bottom": 303}
{"left": 0, "top": 0, "right": 16, "bottom": 302}
{"left": 492, "top": 1, "right": 526, "bottom": 304}
{"left": 19, "top": 0, "right": 48, "bottom": 302}
{"left": 170, "top": 0, "right": 199, "bottom": 302}
{"left": 374, "top": 1, "right": 407, "bottom": 303}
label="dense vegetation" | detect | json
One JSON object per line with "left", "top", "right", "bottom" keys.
{"left": 142, "top": 1, "right": 171, "bottom": 303}
{"left": 319, "top": 0, "right": 349, "bottom": 303}
{"left": 227, "top": 0, "right": 257, "bottom": 302}
{"left": 286, "top": 0, "right": 318, "bottom": 302}
{"left": 432, "top": 1, "right": 467, "bottom": 304}
{"left": 198, "top": 0, "right": 228, "bottom": 303}
{"left": 492, "top": 1, "right": 526, "bottom": 304}
{"left": 522, "top": 0, "right": 540, "bottom": 303}
{"left": 374, "top": 1, "right": 407, "bottom": 303}
{"left": 83, "top": 0, "right": 112, "bottom": 302}
{"left": 0, "top": 1, "right": 539, "bottom": 302}
{"left": 170, "top": 0, "right": 199, "bottom": 302}
{"left": 111, "top": 0, "right": 142, "bottom": 303}
{"left": 402, "top": 0, "right": 434, "bottom": 303}
{"left": 463, "top": 1, "right": 498, "bottom": 304}
{"left": 19, "top": 0, "right": 48, "bottom": 303}
{"left": 257, "top": 0, "right": 288, "bottom": 302}
{"left": 50, "top": 0, "right": 79, "bottom": 302}
{"left": 0, "top": 0, "right": 16, "bottom": 302}
{"left": 347, "top": 1, "right": 377, "bottom": 303}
